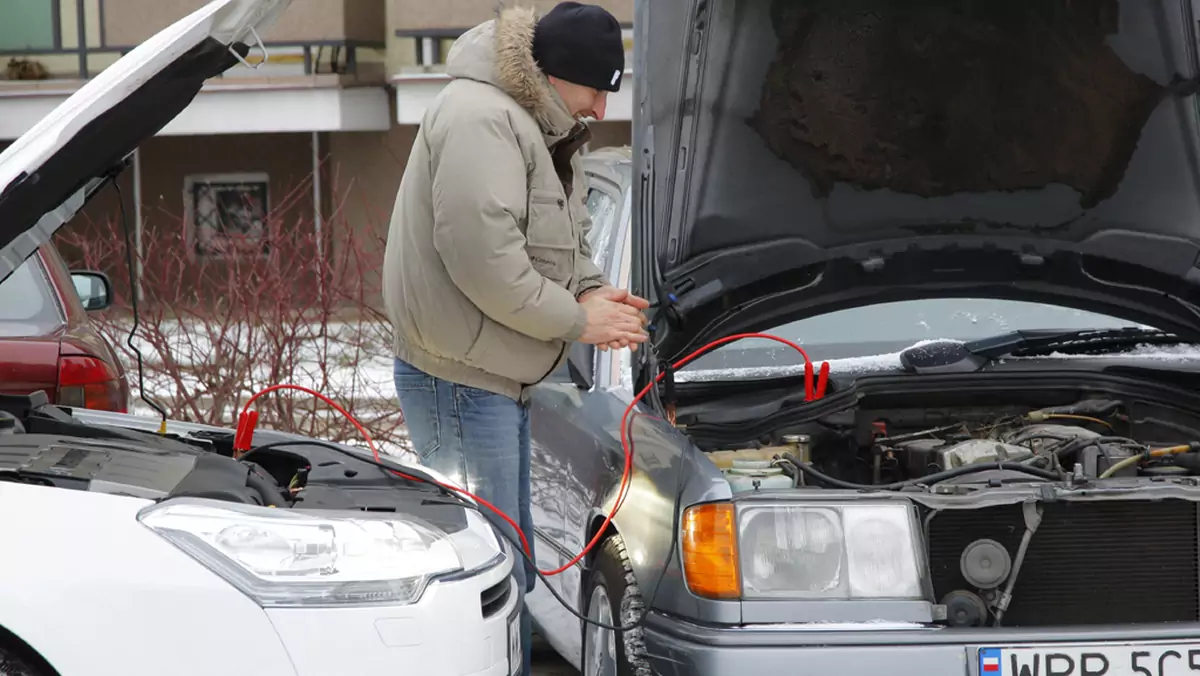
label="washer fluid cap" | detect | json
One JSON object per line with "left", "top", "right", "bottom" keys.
{"left": 960, "top": 538, "right": 1012, "bottom": 589}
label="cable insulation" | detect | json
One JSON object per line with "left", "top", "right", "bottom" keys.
{"left": 237, "top": 333, "right": 822, "bottom": 577}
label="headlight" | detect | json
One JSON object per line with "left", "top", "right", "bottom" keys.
{"left": 738, "top": 502, "right": 924, "bottom": 600}
{"left": 139, "top": 499, "right": 502, "bottom": 607}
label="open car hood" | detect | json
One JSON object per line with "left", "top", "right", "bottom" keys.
{"left": 634, "top": 0, "right": 1200, "bottom": 361}
{"left": 0, "top": 0, "right": 290, "bottom": 285}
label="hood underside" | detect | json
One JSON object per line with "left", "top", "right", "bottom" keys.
{"left": 636, "top": 0, "right": 1200, "bottom": 358}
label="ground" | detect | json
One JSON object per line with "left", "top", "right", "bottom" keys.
{"left": 532, "top": 642, "right": 576, "bottom": 675}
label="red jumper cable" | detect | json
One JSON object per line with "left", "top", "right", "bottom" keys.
{"left": 233, "top": 333, "right": 828, "bottom": 577}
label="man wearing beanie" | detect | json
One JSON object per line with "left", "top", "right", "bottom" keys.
{"left": 381, "top": 3, "right": 648, "bottom": 673}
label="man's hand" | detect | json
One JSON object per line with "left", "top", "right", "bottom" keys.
{"left": 578, "top": 292, "right": 649, "bottom": 350}
{"left": 580, "top": 285, "right": 651, "bottom": 309}
{"left": 578, "top": 286, "right": 650, "bottom": 351}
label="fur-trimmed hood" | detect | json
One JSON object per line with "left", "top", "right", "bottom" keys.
{"left": 444, "top": 7, "right": 576, "bottom": 136}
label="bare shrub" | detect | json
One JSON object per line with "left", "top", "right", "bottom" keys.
{"left": 55, "top": 168, "right": 407, "bottom": 454}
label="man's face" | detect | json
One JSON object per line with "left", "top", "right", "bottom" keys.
{"left": 549, "top": 77, "right": 609, "bottom": 121}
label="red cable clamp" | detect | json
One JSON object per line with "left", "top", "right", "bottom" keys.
{"left": 233, "top": 410, "right": 259, "bottom": 456}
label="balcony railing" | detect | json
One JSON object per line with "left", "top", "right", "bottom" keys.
{"left": 387, "top": 0, "right": 633, "bottom": 35}
{"left": 0, "top": 0, "right": 385, "bottom": 81}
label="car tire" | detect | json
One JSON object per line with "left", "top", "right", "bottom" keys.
{"left": 0, "top": 639, "right": 50, "bottom": 676}
{"left": 581, "top": 534, "right": 652, "bottom": 676}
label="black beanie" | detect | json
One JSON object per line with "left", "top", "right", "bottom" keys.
{"left": 532, "top": 2, "right": 625, "bottom": 93}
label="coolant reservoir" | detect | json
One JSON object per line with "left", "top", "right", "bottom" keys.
{"left": 708, "top": 447, "right": 779, "bottom": 470}
{"left": 726, "top": 464, "right": 793, "bottom": 493}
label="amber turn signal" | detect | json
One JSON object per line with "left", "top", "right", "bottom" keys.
{"left": 681, "top": 502, "right": 740, "bottom": 599}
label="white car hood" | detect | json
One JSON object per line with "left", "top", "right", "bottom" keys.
{"left": 0, "top": 0, "right": 290, "bottom": 284}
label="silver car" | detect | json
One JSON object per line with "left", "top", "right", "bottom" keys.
{"left": 525, "top": 2, "right": 1200, "bottom": 675}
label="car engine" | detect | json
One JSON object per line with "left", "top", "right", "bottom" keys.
{"left": 692, "top": 392, "right": 1200, "bottom": 628}
{"left": 701, "top": 396, "right": 1199, "bottom": 489}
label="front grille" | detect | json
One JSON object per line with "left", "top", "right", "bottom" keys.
{"left": 480, "top": 578, "right": 511, "bottom": 619}
{"left": 927, "top": 499, "right": 1199, "bottom": 626}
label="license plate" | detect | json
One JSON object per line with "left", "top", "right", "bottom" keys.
{"left": 507, "top": 612, "right": 521, "bottom": 676}
{"left": 979, "top": 643, "right": 1200, "bottom": 676}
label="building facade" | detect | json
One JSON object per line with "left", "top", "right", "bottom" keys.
{"left": 0, "top": 0, "right": 633, "bottom": 299}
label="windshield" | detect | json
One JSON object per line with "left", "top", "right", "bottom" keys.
{"left": 683, "top": 298, "right": 1138, "bottom": 372}
{"left": 0, "top": 255, "right": 63, "bottom": 337}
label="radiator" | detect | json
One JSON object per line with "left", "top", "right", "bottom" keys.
{"left": 926, "top": 499, "right": 1200, "bottom": 626}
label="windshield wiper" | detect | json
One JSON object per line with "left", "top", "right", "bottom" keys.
{"left": 966, "top": 327, "right": 1187, "bottom": 359}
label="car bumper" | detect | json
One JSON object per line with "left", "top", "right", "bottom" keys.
{"left": 643, "top": 614, "right": 1200, "bottom": 676}
{"left": 0, "top": 484, "right": 518, "bottom": 676}
{"left": 644, "top": 618, "right": 964, "bottom": 675}
{"left": 267, "top": 560, "right": 520, "bottom": 676}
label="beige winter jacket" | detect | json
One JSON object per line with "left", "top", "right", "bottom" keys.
{"left": 382, "top": 7, "right": 607, "bottom": 402}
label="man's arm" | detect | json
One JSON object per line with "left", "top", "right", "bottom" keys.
{"left": 429, "top": 109, "right": 586, "bottom": 342}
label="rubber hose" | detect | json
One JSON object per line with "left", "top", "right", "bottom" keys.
{"left": 245, "top": 464, "right": 291, "bottom": 507}
{"left": 781, "top": 454, "right": 1061, "bottom": 490}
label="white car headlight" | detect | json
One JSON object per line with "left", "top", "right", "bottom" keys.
{"left": 738, "top": 502, "right": 925, "bottom": 600}
{"left": 139, "top": 499, "right": 502, "bottom": 607}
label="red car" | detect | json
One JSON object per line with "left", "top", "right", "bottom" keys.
{"left": 0, "top": 243, "right": 129, "bottom": 412}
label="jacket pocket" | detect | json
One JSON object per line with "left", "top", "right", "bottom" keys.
{"left": 525, "top": 188, "right": 575, "bottom": 286}
{"left": 464, "top": 315, "right": 565, "bottom": 385}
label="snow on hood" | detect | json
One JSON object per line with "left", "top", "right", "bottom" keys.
{"left": 673, "top": 339, "right": 1200, "bottom": 383}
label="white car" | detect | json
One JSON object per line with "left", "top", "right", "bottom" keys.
{"left": 0, "top": 2, "right": 519, "bottom": 675}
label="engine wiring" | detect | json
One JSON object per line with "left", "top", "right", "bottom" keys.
{"left": 778, "top": 454, "right": 1063, "bottom": 490}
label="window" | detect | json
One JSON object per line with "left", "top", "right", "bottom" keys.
{"left": 0, "top": 0, "right": 55, "bottom": 51}
{"left": 0, "top": 255, "right": 63, "bottom": 337}
{"left": 681, "top": 298, "right": 1139, "bottom": 372}
{"left": 184, "top": 173, "right": 270, "bottom": 260}
{"left": 584, "top": 187, "right": 621, "bottom": 270}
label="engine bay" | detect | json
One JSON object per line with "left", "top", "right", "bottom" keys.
{"left": 680, "top": 377, "right": 1200, "bottom": 627}
{"left": 683, "top": 384, "right": 1200, "bottom": 493}
{"left": 0, "top": 391, "right": 467, "bottom": 531}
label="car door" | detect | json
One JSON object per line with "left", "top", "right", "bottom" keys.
{"left": 524, "top": 154, "right": 632, "bottom": 662}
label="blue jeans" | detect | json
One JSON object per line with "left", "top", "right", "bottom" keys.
{"left": 393, "top": 358, "right": 534, "bottom": 676}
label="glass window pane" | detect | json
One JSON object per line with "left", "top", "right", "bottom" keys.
{"left": 681, "top": 298, "right": 1140, "bottom": 372}
{"left": 0, "top": 0, "right": 55, "bottom": 51}
{"left": 0, "top": 257, "right": 64, "bottom": 337}
{"left": 584, "top": 187, "right": 619, "bottom": 270}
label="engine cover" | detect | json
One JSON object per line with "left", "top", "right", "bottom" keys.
{"left": 0, "top": 433, "right": 468, "bottom": 533}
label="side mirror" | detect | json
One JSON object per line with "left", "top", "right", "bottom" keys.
{"left": 567, "top": 342, "right": 595, "bottom": 390}
{"left": 71, "top": 271, "right": 113, "bottom": 311}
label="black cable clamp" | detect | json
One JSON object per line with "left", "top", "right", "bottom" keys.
{"left": 661, "top": 359, "right": 676, "bottom": 406}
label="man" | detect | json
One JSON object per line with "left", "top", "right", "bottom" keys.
{"left": 381, "top": 3, "right": 647, "bottom": 673}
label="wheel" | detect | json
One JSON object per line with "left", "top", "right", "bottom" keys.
{"left": 581, "top": 534, "right": 652, "bottom": 676}
{"left": 0, "top": 638, "right": 51, "bottom": 676}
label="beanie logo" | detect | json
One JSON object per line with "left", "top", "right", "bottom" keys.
{"left": 611, "top": 69, "right": 620, "bottom": 86}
